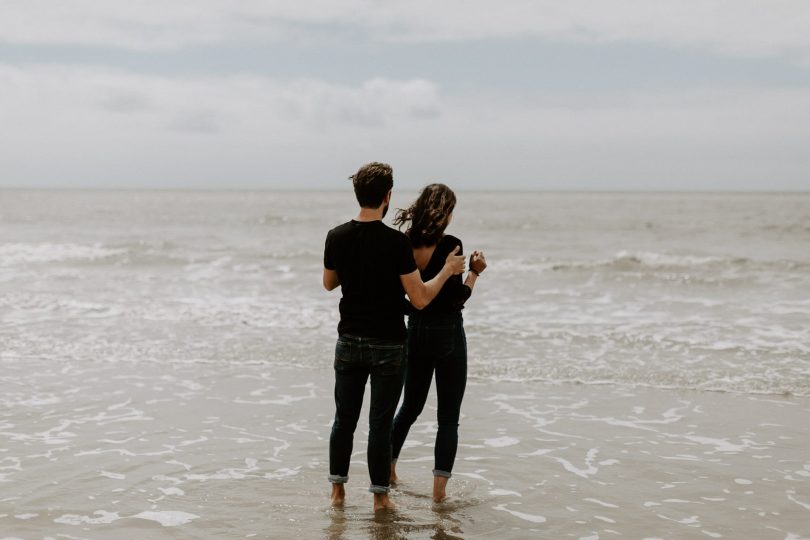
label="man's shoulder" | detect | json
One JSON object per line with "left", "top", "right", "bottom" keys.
{"left": 383, "top": 225, "right": 413, "bottom": 252}
{"left": 326, "top": 220, "right": 355, "bottom": 238}
{"left": 383, "top": 223, "right": 409, "bottom": 240}
{"left": 326, "top": 220, "right": 410, "bottom": 247}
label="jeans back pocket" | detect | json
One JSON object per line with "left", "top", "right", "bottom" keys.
{"left": 369, "top": 343, "right": 405, "bottom": 376}
{"left": 334, "top": 338, "right": 353, "bottom": 371}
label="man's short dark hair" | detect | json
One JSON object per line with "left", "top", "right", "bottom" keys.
{"left": 350, "top": 162, "right": 393, "bottom": 208}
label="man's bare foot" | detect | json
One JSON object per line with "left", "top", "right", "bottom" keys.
{"left": 330, "top": 484, "right": 345, "bottom": 507}
{"left": 389, "top": 463, "right": 398, "bottom": 485}
{"left": 432, "top": 476, "right": 449, "bottom": 503}
{"left": 373, "top": 493, "right": 395, "bottom": 512}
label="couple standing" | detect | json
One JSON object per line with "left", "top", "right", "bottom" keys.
{"left": 322, "top": 162, "right": 487, "bottom": 511}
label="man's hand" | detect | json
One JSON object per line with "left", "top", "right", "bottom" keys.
{"left": 445, "top": 245, "right": 465, "bottom": 275}
{"left": 469, "top": 250, "right": 487, "bottom": 275}
{"left": 403, "top": 245, "right": 464, "bottom": 309}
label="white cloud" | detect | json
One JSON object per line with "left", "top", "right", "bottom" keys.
{"left": 275, "top": 78, "right": 441, "bottom": 126}
{"left": 0, "top": 64, "right": 440, "bottom": 132}
{"left": 2, "top": 1, "right": 810, "bottom": 64}
{"left": 2, "top": 64, "right": 808, "bottom": 189}
{"left": 0, "top": 64, "right": 445, "bottom": 187}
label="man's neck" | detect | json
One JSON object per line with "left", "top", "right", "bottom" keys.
{"left": 355, "top": 207, "right": 384, "bottom": 222}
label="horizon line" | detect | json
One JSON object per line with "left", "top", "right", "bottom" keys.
{"left": 0, "top": 185, "right": 810, "bottom": 194}
{"left": 1, "top": 186, "right": 809, "bottom": 195}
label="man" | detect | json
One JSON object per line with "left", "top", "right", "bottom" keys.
{"left": 322, "top": 162, "right": 465, "bottom": 512}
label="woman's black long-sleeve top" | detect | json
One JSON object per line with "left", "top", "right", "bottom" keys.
{"left": 408, "top": 234, "right": 472, "bottom": 317}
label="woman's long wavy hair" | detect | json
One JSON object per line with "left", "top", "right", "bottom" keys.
{"left": 393, "top": 183, "right": 456, "bottom": 248}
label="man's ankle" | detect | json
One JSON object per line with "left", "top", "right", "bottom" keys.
{"left": 331, "top": 483, "right": 346, "bottom": 506}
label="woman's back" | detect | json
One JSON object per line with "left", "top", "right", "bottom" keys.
{"left": 413, "top": 244, "right": 436, "bottom": 273}
{"left": 410, "top": 234, "right": 471, "bottom": 317}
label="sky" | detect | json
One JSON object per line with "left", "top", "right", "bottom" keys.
{"left": 1, "top": 1, "right": 809, "bottom": 190}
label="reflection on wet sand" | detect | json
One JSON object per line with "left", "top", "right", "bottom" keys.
{"left": 429, "top": 503, "right": 466, "bottom": 540}
{"left": 326, "top": 505, "right": 465, "bottom": 540}
{"left": 2, "top": 361, "right": 809, "bottom": 538}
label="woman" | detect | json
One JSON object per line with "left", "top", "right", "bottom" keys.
{"left": 390, "top": 183, "right": 487, "bottom": 502}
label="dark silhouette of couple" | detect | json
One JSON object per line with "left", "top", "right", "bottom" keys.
{"left": 323, "top": 162, "right": 487, "bottom": 511}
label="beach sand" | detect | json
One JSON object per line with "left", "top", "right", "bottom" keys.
{"left": 2, "top": 358, "right": 809, "bottom": 539}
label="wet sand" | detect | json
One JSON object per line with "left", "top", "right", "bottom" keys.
{"left": 2, "top": 358, "right": 809, "bottom": 539}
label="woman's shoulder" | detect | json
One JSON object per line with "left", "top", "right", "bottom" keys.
{"left": 442, "top": 234, "right": 462, "bottom": 248}
{"left": 437, "top": 234, "right": 463, "bottom": 254}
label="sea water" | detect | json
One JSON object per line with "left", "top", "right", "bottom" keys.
{"left": 1, "top": 190, "right": 809, "bottom": 539}
{"left": 2, "top": 190, "right": 808, "bottom": 395}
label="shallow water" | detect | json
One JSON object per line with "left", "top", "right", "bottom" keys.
{"left": 1, "top": 190, "right": 809, "bottom": 538}
{"left": 2, "top": 362, "right": 809, "bottom": 539}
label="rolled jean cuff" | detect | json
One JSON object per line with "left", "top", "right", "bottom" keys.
{"left": 329, "top": 474, "right": 348, "bottom": 484}
{"left": 433, "top": 469, "right": 452, "bottom": 478}
{"left": 368, "top": 484, "right": 390, "bottom": 494}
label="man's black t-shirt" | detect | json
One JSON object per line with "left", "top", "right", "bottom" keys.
{"left": 324, "top": 220, "right": 417, "bottom": 340}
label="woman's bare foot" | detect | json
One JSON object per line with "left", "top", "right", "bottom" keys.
{"left": 389, "top": 463, "right": 398, "bottom": 485}
{"left": 330, "top": 484, "right": 345, "bottom": 507}
{"left": 432, "top": 476, "right": 449, "bottom": 503}
{"left": 373, "top": 493, "right": 395, "bottom": 512}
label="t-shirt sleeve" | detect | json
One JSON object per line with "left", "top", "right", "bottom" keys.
{"left": 396, "top": 233, "right": 417, "bottom": 275}
{"left": 323, "top": 232, "right": 336, "bottom": 270}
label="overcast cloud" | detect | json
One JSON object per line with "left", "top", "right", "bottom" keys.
{"left": 1, "top": 1, "right": 809, "bottom": 189}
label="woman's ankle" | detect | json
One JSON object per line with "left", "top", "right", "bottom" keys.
{"left": 432, "top": 475, "right": 449, "bottom": 501}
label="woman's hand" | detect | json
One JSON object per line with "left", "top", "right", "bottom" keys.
{"left": 469, "top": 250, "right": 487, "bottom": 275}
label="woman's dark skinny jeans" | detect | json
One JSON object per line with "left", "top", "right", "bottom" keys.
{"left": 391, "top": 312, "right": 467, "bottom": 477}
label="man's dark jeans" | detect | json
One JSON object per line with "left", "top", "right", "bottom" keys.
{"left": 328, "top": 334, "right": 405, "bottom": 493}
{"left": 391, "top": 312, "right": 467, "bottom": 478}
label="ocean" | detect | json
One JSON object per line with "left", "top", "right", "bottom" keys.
{"left": 1, "top": 190, "right": 809, "bottom": 539}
